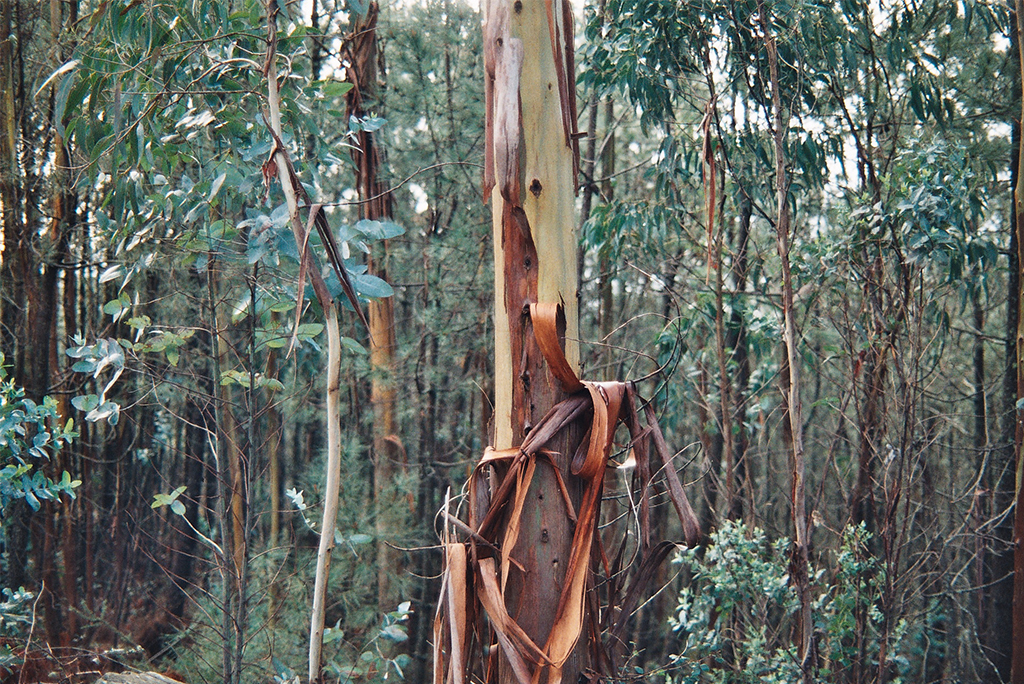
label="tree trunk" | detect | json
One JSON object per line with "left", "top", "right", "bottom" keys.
{"left": 971, "top": 274, "right": 989, "bottom": 657}
{"left": 1012, "top": 6, "right": 1024, "bottom": 684}
{"left": 727, "top": 193, "right": 752, "bottom": 523}
{"left": 486, "top": 1, "right": 583, "bottom": 681}
{"left": 994, "top": 17, "right": 1021, "bottom": 680}
{"left": 265, "top": 341, "right": 284, "bottom": 627}
{"left": 760, "top": 3, "right": 813, "bottom": 679}
{"left": 598, "top": 98, "right": 615, "bottom": 347}
{"left": 343, "top": 1, "right": 405, "bottom": 615}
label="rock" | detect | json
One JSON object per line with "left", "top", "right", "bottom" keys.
{"left": 95, "top": 673, "right": 184, "bottom": 684}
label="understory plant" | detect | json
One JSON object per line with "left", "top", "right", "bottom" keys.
{"left": 0, "top": 351, "right": 79, "bottom": 676}
{"left": 667, "top": 521, "right": 906, "bottom": 684}
{"left": 0, "top": 352, "right": 79, "bottom": 515}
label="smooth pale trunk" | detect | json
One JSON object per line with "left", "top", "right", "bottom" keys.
{"left": 491, "top": 0, "right": 579, "bottom": 448}
{"left": 489, "top": 1, "right": 581, "bottom": 682}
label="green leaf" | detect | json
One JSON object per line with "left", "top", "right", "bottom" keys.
{"left": 103, "top": 299, "right": 126, "bottom": 316}
{"left": 322, "top": 81, "right": 354, "bottom": 98}
{"left": 352, "top": 273, "right": 394, "bottom": 298}
{"left": 259, "top": 377, "right": 285, "bottom": 392}
{"left": 341, "top": 336, "right": 367, "bottom": 355}
{"left": 209, "top": 172, "right": 227, "bottom": 201}
{"left": 380, "top": 624, "right": 408, "bottom": 642}
{"left": 127, "top": 315, "right": 151, "bottom": 330}
{"left": 296, "top": 323, "right": 325, "bottom": 338}
{"left": 54, "top": 70, "right": 77, "bottom": 138}
{"left": 220, "top": 369, "right": 251, "bottom": 388}
{"left": 353, "top": 219, "right": 405, "bottom": 240}
{"left": 86, "top": 401, "right": 120, "bottom": 425}
{"left": 71, "top": 394, "right": 99, "bottom": 412}
{"left": 72, "top": 360, "right": 96, "bottom": 373}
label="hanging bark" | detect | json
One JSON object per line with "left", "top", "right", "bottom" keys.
{"left": 263, "top": 1, "right": 367, "bottom": 680}
{"left": 432, "top": 4, "right": 701, "bottom": 684}
{"left": 487, "top": 2, "right": 583, "bottom": 680}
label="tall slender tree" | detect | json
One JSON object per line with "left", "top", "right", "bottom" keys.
{"left": 1013, "top": 5, "right": 1024, "bottom": 683}
{"left": 342, "top": 1, "right": 406, "bottom": 615}
{"left": 759, "top": 2, "right": 812, "bottom": 679}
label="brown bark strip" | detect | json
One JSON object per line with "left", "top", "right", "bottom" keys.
{"left": 700, "top": 98, "right": 717, "bottom": 276}
{"left": 447, "top": 5, "right": 694, "bottom": 684}
{"left": 260, "top": 114, "right": 365, "bottom": 326}
{"left": 560, "top": 0, "right": 580, "bottom": 185}
{"left": 542, "top": 0, "right": 580, "bottom": 187}
{"left": 433, "top": 305, "right": 701, "bottom": 684}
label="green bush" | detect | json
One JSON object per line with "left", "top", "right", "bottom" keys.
{"left": 0, "top": 351, "right": 79, "bottom": 515}
{"left": 667, "top": 522, "right": 906, "bottom": 684}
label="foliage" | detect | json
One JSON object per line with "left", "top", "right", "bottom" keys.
{"left": 0, "top": 587, "right": 34, "bottom": 638}
{"left": 0, "top": 353, "right": 78, "bottom": 514}
{"left": 667, "top": 523, "right": 907, "bottom": 684}
{"left": 321, "top": 601, "right": 413, "bottom": 682}
{"left": 0, "top": 0, "right": 1018, "bottom": 680}
{"left": 815, "top": 524, "right": 901, "bottom": 681}
{"left": 66, "top": 337, "right": 126, "bottom": 426}
{"left": 0, "top": 587, "right": 35, "bottom": 676}
{"left": 843, "top": 142, "right": 994, "bottom": 283}
{"left": 0, "top": 357, "right": 76, "bottom": 679}
{"left": 667, "top": 522, "right": 800, "bottom": 684}
{"left": 261, "top": 602, "right": 412, "bottom": 684}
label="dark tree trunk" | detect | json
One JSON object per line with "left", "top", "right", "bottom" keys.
{"left": 991, "top": 14, "right": 1020, "bottom": 683}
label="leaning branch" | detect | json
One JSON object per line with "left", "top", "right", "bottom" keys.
{"left": 262, "top": 2, "right": 358, "bottom": 681}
